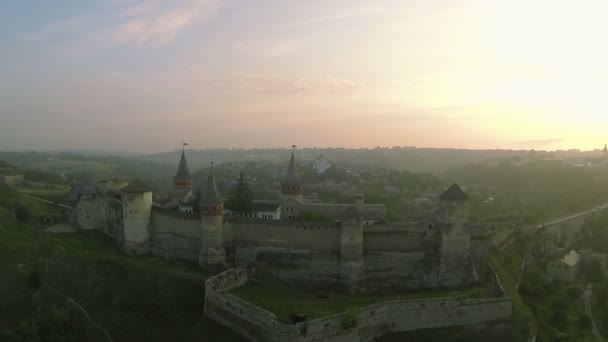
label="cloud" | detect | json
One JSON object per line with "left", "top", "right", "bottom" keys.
{"left": 283, "top": 5, "right": 394, "bottom": 28}
{"left": 19, "top": 16, "right": 89, "bottom": 41}
{"left": 119, "top": 0, "right": 164, "bottom": 17}
{"left": 19, "top": 0, "right": 224, "bottom": 47}
{"left": 110, "top": 0, "right": 223, "bottom": 45}
{"left": 186, "top": 70, "right": 365, "bottom": 96}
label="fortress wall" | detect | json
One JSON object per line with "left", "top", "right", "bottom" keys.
{"left": 205, "top": 269, "right": 300, "bottom": 342}
{"left": 150, "top": 212, "right": 201, "bottom": 261}
{"left": 363, "top": 224, "right": 430, "bottom": 253}
{"left": 228, "top": 222, "right": 341, "bottom": 252}
{"left": 101, "top": 199, "right": 123, "bottom": 242}
{"left": 234, "top": 246, "right": 342, "bottom": 289}
{"left": 363, "top": 251, "right": 429, "bottom": 289}
{"left": 204, "top": 269, "right": 512, "bottom": 342}
{"left": 76, "top": 197, "right": 106, "bottom": 230}
{"left": 546, "top": 214, "right": 588, "bottom": 248}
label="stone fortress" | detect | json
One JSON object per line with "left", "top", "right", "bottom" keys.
{"left": 73, "top": 150, "right": 483, "bottom": 292}
{"left": 72, "top": 149, "right": 512, "bottom": 340}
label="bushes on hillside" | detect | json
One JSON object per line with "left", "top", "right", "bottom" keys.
{"left": 15, "top": 205, "right": 30, "bottom": 222}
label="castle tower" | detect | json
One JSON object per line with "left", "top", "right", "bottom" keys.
{"left": 281, "top": 151, "right": 304, "bottom": 200}
{"left": 280, "top": 152, "right": 304, "bottom": 219}
{"left": 340, "top": 200, "right": 365, "bottom": 294}
{"left": 174, "top": 149, "right": 193, "bottom": 191}
{"left": 436, "top": 184, "right": 472, "bottom": 286}
{"left": 198, "top": 165, "right": 226, "bottom": 273}
{"left": 121, "top": 180, "right": 153, "bottom": 256}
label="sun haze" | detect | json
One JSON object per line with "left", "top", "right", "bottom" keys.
{"left": 1, "top": 0, "right": 607, "bottom": 151}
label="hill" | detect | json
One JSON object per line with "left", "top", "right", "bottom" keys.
{"left": 0, "top": 185, "right": 244, "bottom": 342}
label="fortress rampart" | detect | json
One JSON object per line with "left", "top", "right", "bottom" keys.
{"left": 204, "top": 268, "right": 513, "bottom": 342}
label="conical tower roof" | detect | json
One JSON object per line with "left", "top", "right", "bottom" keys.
{"left": 282, "top": 152, "right": 303, "bottom": 188}
{"left": 439, "top": 183, "right": 469, "bottom": 201}
{"left": 174, "top": 150, "right": 192, "bottom": 181}
{"left": 200, "top": 166, "right": 222, "bottom": 206}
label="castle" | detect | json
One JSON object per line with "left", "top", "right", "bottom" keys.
{"left": 72, "top": 150, "right": 480, "bottom": 293}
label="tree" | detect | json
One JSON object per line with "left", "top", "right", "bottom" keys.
{"left": 15, "top": 205, "right": 30, "bottom": 222}
{"left": 577, "top": 314, "right": 591, "bottom": 330}
{"left": 585, "top": 260, "right": 605, "bottom": 283}
{"left": 549, "top": 311, "right": 568, "bottom": 329}
{"left": 225, "top": 172, "right": 254, "bottom": 216}
{"left": 27, "top": 271, "right": 42, "bottom": 291}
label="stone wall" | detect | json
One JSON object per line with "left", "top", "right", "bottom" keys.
{"left": 363, "top": 251, "right": 430, "bottom": 290}
{"left": 227, "top": 220, "right": 341, "bottom": 252}
{"left": 76, "top": 196, "right": 106, "bottom": 230}
{"left": 204, "top": 269, "right": 513, "bottom": 342}
{"left": 233, "top": 246, "right": 342, "bottom": 289}
{"left": 101, "top": 199, "right": 123, "bottom": 243}
{"left": 363, "top": 224, "right": 433, "bottom": 253}
{"left": 150, "top": 211, "right": 201, "bottom": 261}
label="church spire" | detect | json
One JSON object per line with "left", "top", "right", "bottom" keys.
{"left": 174, "top": 148, "right": 193, "bottom": 190}
{"left": 200, "top": 163, "right": 223, "bottom": 216}
{"left": 281, "top": 151, "right": 303, "bottom": 196}
{"left": 603, "top": 144, "right": 607, "bottom": 157}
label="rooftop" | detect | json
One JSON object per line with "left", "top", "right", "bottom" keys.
{"left": 439, "top": 183, "right": 469, "bottom": 201}
{"left": 560, "top": 249, "right": 581, "bottom": 267}
{"left": 174, "top": 150, "right": 192, "bottom": 181}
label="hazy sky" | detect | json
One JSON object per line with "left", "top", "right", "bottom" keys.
{"left": 2, "top": 0, "right": 608, "bottom": 152}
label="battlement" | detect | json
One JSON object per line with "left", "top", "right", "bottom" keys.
{"left": 204, "top": 268, "right": 512, "bottom": 342}
{"left": 226, "top": 216, "right": 340, "bottom": 230}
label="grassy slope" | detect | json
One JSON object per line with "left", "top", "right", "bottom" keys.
{"left": 0, "top": 187, "right": 245, "bottom": 342}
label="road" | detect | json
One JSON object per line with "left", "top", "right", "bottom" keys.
{"left": 538, "top": 201, "right": 608, "bottom": 229}
{"left": 25, "top": 194, "right": 72, "bottom": 210}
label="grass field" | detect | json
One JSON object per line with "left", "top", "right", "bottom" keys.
{"left": 0, "top": 186, "right": 245, "bottom": 342}
{"left": 231, "top": 276, "right": 500, "bottom": 323}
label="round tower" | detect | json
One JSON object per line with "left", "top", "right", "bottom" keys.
{"left": 198, "top": 165, "right": 226, "bottom": 273}
{"left": 121, "top": 180, "right": 153, "bottom": 256}
{"left": 174, "top": 149, "right": 193, "bottom": 190}
{"left": 437, "top": 183, "right": 472, "bottom": 286}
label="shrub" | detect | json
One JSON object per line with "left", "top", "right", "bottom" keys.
{"left": 341, "top": 309, "right": 358, "bottom": 329}
{"left": 27, "top": 270, "right": 42, "bottom": 290}
{"left": 566, "top": 287, "right": 581, "bottom": 300}
{"left": 577, "top": 314, "right": 591, "bottom": 330}
{"left": 549, "top": 311, "right": 568, "bottom": 329}
{"left": 15, "top": 205, "right": 30, "bottom": 221}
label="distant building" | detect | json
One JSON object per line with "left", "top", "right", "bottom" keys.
{"left": 546, "top": 249, "right": 581, "bottom": 283}
{"left": 313, "top": 153, "right": 331, "bottom": 174}
{"left": 0, "top": 174, "right": 24, "bottom": 187}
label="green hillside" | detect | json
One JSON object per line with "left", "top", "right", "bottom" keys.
{"left": 0, "top": 185, "right": 245, "bottom": 342}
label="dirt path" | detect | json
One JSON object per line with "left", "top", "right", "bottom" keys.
{"left": 584, "top": 284, "right": 605, "bottom": 342}
{"left": 25, "top": 194, "right": 72, "bottom": 210}
{"left": 15, "top": 259, "right": 114, "bottom": 342}
{"left": 10, "top": 240, "right": 114, "bottom": 342}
